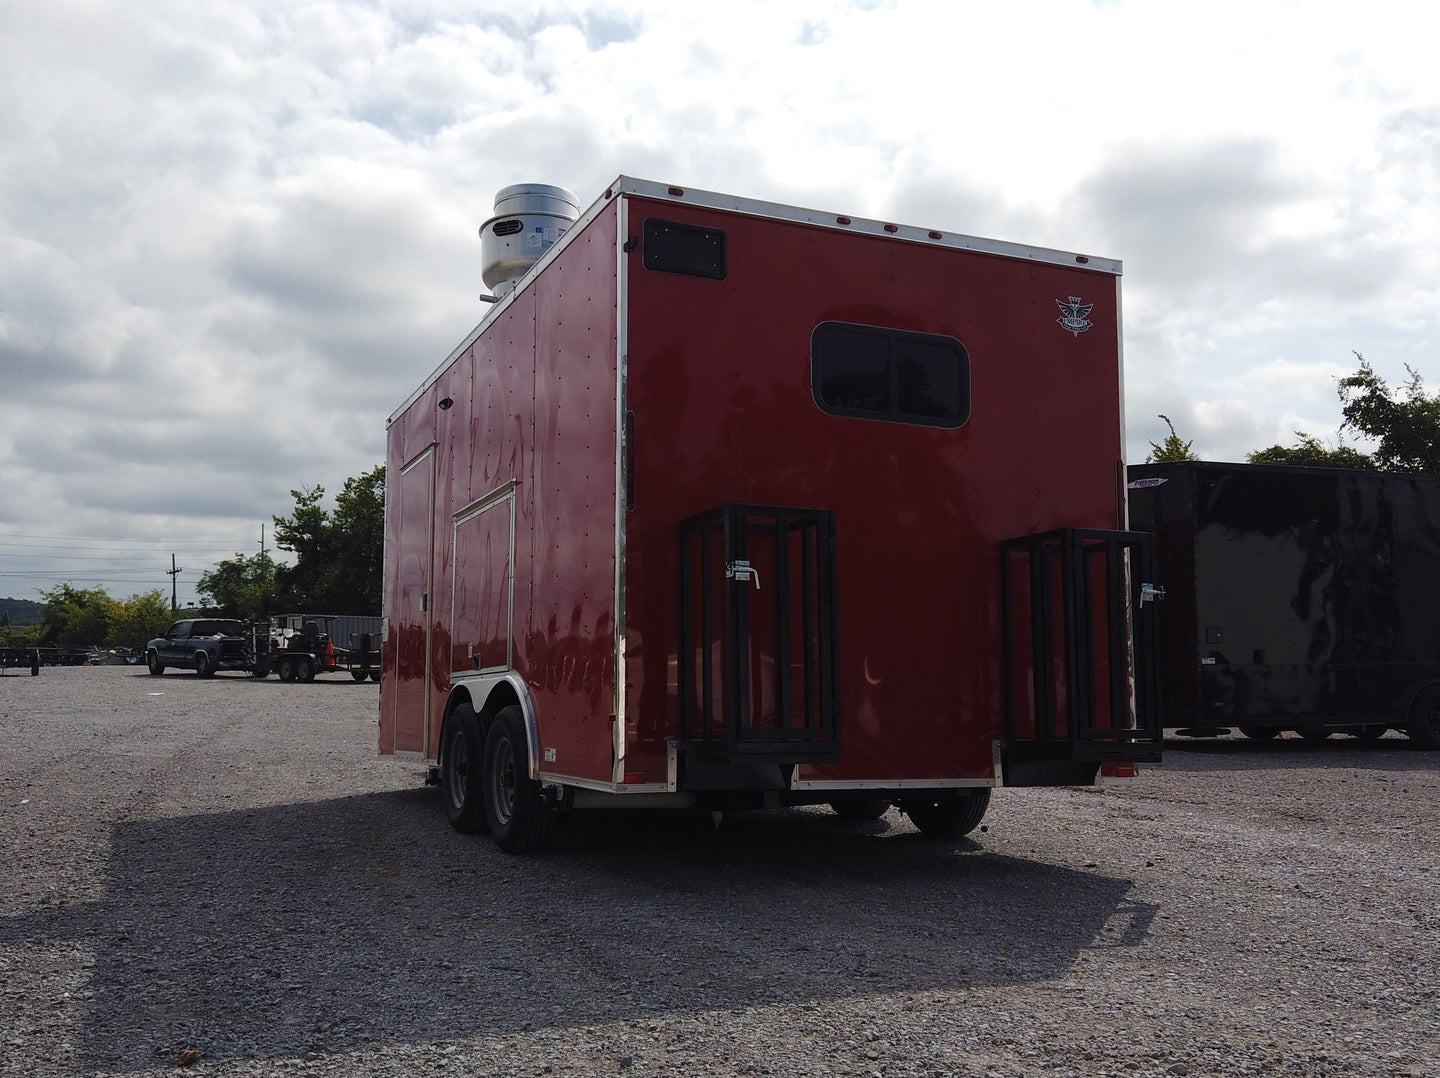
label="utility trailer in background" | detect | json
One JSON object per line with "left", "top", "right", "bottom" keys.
{"left": 1128, "top": 460, "right": 1440, "bottom": 747}
{"left": 0, "top": 646, "right": 40, "bottom": 675}
{"left": 382, "top": 177, "right": 1164, "bottom": 852}
{"left": 251, "top": 613, "right": 382, "bottom": 682}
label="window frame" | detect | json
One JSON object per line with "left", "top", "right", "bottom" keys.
{"left": 810, "top": 321, "right": 971, "bottom": 429}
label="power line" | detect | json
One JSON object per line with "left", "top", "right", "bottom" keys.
{"left": 0, "top": 527, "right": 257, "bottom": 539}
{"left": 0, "top": 553, "right": 195, "bottom": 562}
{"left": 0, "top": 538, "right": 256, "bottom": 550}
{"left": 0, "top": 567, "right": 258, "bottom": 575}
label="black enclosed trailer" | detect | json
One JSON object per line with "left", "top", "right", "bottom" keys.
{"left": 1128, "top": 461, "right": 1440, "bottom": 747}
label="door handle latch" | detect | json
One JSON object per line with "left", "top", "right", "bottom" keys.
{"left": 726, "top": 560, "right": 761, "bottom": 589}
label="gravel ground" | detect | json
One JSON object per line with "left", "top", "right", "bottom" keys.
{"left": 1, "top": 665, "right": 1435, "bottom": 1078}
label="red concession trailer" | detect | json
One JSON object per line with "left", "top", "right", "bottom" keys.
{"left": 381, "top": 177, "right": 1163, "bottom": 852}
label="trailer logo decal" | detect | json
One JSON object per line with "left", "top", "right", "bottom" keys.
{"left": 1056, "top": 296, "right": 1094, "bottom": 337}
{"left": 1128, "top": 477, "right": 1168, "bottom": 489}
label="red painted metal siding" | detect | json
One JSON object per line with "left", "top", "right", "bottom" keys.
{"left": 380, "top": 443, "right": 434, "bottom": 755}
{"left": 527, "top": 207, "right": 621, "bottom": 781}
{"left": 381, "top": 202, "right": 620, "bottom": 781}
{"left": 620, "top": 197, "right": 1124, "bottom": 782}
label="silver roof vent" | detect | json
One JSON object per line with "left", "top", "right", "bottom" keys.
{"left": 479, "top": 183, "right": 579, "bottom": 299}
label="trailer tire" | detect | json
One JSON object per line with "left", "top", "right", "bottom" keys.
{"left": 277, "top": 655, "right": 296, "bottom": 682}
{"left": 369, "top": 670, "right": 381, "bottom": 682}
{"left": 146, "top": 650, "right": 165, "bottom": 676}
{"left": 251, "top": 660, "right": 269, "bottom": 678}
{"left": 828, "top": 798, "right": 892, "bottom": 821}
{"left": 1239, "top": 726, "right": 1280, "bottom": 740}
{"left": 298, "top": 656, "right": 316, "bottom": 682}
{"left": 1406, "top": 685, "right": 1440, "bottom": 750}
{"left": 901, "top": 788, "right": 991, "bottom": 840}
{"left": 351, "top": 670, "right": 368, "bottom": 682}
{"left": 195, "top": 652, "right": 214, "bottom": 678}
{"left": 442, "top": 704, "right": 487, "bottom": 833}
{"left": 483, "top": 705, "right": 555, "bottom": 853}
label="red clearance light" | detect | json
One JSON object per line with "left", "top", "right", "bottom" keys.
{"left": 1076, "top": 255, "right": 1090, "bottom": 264}
{"left": 883, "top": 223, "right": 899, "bottom": 233}
{"left": 1101, "top": 762, "right": 1137, "bottom": 779}
{"left": 667, "top": 186, "right": 685, "bottom": 197}
{"left": 928, "top": 230, "right": 943, "bottom": 239}
{"left": 836, "top": 216, "right": 852, "bottom": 225}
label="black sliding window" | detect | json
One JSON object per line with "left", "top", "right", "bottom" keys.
{"left": 811, "top": 321, "right": 970, "bottom": 428}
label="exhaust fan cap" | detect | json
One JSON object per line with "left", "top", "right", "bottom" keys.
{"left": 479, "top": 183, "right": 580, "bottom": 293}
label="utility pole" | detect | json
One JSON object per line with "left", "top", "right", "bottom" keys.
{"left": 167, "top": 554, "right": 182, "bottom": 612}
{"left": 259, "top": 524, "right": 266, "bottom": 559}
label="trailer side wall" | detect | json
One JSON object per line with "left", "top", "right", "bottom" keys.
{"left": 381, "top": 202, "right": 620, "bottom": 775}
{"left": 622, "top": 197, "right": 1127, "bottom": 783}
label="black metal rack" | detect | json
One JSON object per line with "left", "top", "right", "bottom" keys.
{"left": 679, "top": 504, "right": 840, "bottom": 767}
{"left": 1001, "top": 528, "right": 1163, "bottom": 766}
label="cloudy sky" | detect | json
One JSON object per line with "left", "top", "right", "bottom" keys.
{"left": 3, "top": 0, "right": 1438, "bottom": 607}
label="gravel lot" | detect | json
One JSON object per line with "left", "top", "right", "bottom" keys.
{"left": 1, "top": 665, "right": 1435, "bottom": 1078}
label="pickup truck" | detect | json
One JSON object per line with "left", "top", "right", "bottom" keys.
{"left": 146, "top": 619, "right": 249, "bottom": 677}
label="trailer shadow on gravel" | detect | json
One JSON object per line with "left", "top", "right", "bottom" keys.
{"left": 5, "top": 789, "right": 1152, "bottom": 1071}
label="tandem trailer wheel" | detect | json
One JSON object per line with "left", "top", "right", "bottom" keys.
{"left": 483, "top": 705, "right": 555, "bottom": 853}
{"left": 1407, "top": 685, "right": 1440, "bottom": 750}
{"left": 900, "top": 788, "right": 991, "bottom": 839}
{"left": 442, "top": 703, "right": 486, "bottom": 833}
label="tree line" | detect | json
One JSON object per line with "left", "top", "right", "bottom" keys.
{"left": 11, "top": 465, "right": 384, "bottom": 648}
{"left": 195, "top": 465, "right": 384, "bottom": 623}
{"left": 1149, "top": 354, "right": 1440, "bottom": 469}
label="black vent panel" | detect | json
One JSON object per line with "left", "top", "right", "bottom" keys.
{"left": 491, "top": 219, "right": 524, "bottom": 236}
{"left": 643, "top": 219, "right": 726, "bottom": 280}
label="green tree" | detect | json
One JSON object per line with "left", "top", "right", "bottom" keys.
{"left": 271, "top": 465, "right": 385, "bottom": 613}
{"left": 1336, "top": 354, "right": 1440, "bottom": 472}
{"left": 37, "top": 585, "right": 114, "bottom": 646}
{"left": 36, "top": 585, "right": 171, "bottom": 647}
{"left": 197, "top": 552, "right": 279, "bottom": 621}
{"left": 273, "top": 485, "right": 330, "bottom": 610}
{"left": 1247, "top": 433, "right": 1375, "bottom": 469}
{"left": 108, "top": 591, "right": 172, "bottom": 646}
{"left": 330, "top": 465, "right": 385, "bottom": 611}
{"left": 1146, "top": 414, "right": 1200, "bottom": 463}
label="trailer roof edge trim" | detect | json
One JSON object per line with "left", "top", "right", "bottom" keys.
{"left": 389, "top": 175, "right": 1121, "bottom": 423}
{"left": 610, "top": 176, "right": 1122, "bottom": 277}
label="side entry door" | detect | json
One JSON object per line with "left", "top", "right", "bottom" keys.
{"left": 452, "top": 483, "right": 516, "bottom": 676}
{"left": 386, "top": 446, "right": 436, "bottom": 756}
{"left": 161, "top": 623, "right": 189, "bottom": 665}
